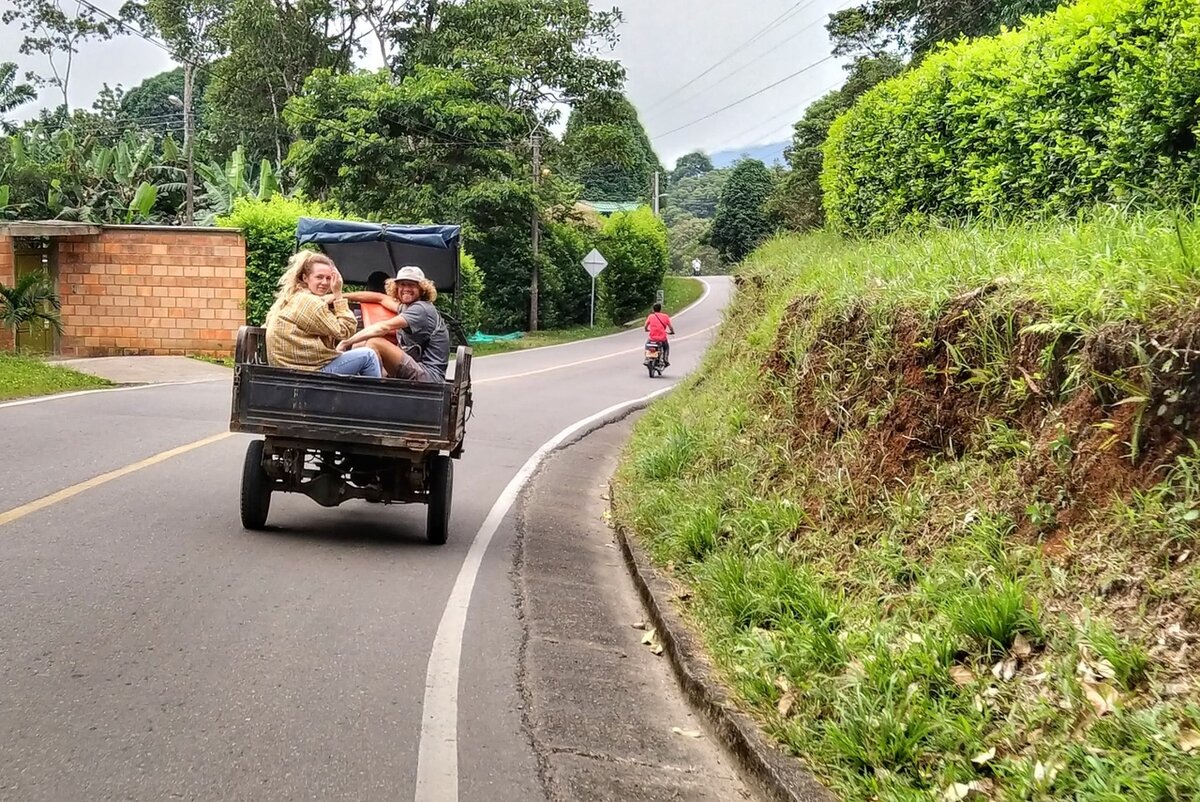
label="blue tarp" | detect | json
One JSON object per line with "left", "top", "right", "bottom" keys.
{"left": 296, "top": 218, "right": 461, "bottom": 250}
{"left": 295, "top": 217, "right": 462, "bottom": 293}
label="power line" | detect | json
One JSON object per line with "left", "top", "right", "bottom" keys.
{"left": 651, "top": 55, "right": 837, "bottom": 140}
{"left": 657, "top": 0, "right": 997, "bottom": 147}
{"left": 645, "top": 0, "right": 819, "bottom": 109}
{"left": 646, "top": 0, "right": 857, "bottom": 122}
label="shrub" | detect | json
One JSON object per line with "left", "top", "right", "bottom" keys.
{"left": 597, "top": 206, "right": 668, "bottom": 324}
{"left": 432, "top": 250, "right": 486, "bottom": 339}
{"left": 217, "top": 195, "right": 336, "bottom": 325}
{"left": 822, "top": 0, "right": 1200, "bottom": 234}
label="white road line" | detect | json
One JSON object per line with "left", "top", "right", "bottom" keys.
{"left": 471, "top": 277, "right": 714, "bottom": 361}
{"left": 0, "top": 377, "right": 227, "bottom": 410}
{"left": 413, "top": 386, "right": 674, "bottom": 802}
{"left": 474, "top": 324, "right": 718, "bottom": 385}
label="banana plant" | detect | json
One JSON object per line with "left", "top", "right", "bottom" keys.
{"left": 195, "top": 145, "right": 283, "bottom": 224}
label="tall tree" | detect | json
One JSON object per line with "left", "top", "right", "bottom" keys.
{"left": 668, "top": 151, "right": 713, "bottom": 186}
{"left": 0, "top": 63, "right": 38, "bottom": 132}
{"left": 118, "top": 67, "right": 211, "bottom": 145}
{"left": 558, "top": 90, "right": 662, "bottom": 202}
{"left": 827, "top": 0, "right": 1060, "bottom": 62}
{"left": 709, "top": 158, "right": 776, "bottom": 263}
{"left": 2, "top": 0, "right": 115, "bottom": 111}
{"left": 205, "top": 0, "right": 356, "bottom": 164}
{"left": 395, "top": 0, "right": 625, "bottom": 129}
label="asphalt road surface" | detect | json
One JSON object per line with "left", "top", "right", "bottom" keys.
{"left": 0, "top": 277, "right": 732, "bottom": 802}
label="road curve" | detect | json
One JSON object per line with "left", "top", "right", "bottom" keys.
{"left": 0, "top": 277, "right": 733, "bottom": 802}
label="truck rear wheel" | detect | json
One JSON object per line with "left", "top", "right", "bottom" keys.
{"left": 241, "top": 439, "right": 272, "bottom": 530}
{"left": 426, "top": 455, "right": 453, "bottom": 545}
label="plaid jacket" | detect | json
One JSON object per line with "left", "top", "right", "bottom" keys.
{"left": 265, "top": 293, "right": 358, "bottom": 371}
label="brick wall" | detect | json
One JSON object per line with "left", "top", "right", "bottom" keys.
{"left": 55, "top": 227, "right": 246, "bottom": 357}
{"left": 0, "top": 234, "right": 12, "bottom": 351}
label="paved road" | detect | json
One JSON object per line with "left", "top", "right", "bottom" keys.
{"left": 0, "top": 277, "right": 732, "bottom": 802}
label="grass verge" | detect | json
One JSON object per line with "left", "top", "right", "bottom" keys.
{"left": 471, "top": 275, "right": 706, "bottom": 357}
{"left": 614, "top": 207, "right": 1200, "bottom": 801}
{"left": 0, "top": 353, "right": 112, "bottom": 401}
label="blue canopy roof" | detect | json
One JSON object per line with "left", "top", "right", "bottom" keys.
{"left": 295, "top": 217, "right": 461, "bottom": 250}
{"left": 295, "top": 217, "right": 462, "bottom": 294}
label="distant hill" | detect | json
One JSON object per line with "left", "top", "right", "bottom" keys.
{"left": 709, "top": 140, "right": 788, "bottom": 168}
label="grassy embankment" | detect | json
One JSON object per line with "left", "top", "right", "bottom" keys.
{"left": 0, "top": 352, "right": 111, "bottom": 401}
{"left": 469, "top": 274, "right": 706, "bottom": 356}
{"left": 614, "top": 208, "right": 1200, "bottom": 801}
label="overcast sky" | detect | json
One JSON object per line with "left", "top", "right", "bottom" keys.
{"left": 3, "top": 0, "right": 847, "bottom": 168}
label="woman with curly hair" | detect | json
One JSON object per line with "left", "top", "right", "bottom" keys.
{"left": 340, "top": 265, "right": 449, "bottom": 382}
{"left": 264, "top": 250, "right": 382, "bottom": 377}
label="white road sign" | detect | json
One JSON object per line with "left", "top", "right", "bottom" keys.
{"left": 582, "top": 248, "right": 608, "bottom": 278}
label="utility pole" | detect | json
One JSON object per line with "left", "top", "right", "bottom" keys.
{"left": 170, "top": 64, "right": 196, "bottom": 226}
{"left": 530, "top": 133, "right": 542, "bottom": 332}
{"left": 652, "top": 170, "right": 660, "bottom": 216}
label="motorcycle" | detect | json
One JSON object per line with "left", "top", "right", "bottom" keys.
{"left": 644, "top": 339, "right": 667, "bottom": 378}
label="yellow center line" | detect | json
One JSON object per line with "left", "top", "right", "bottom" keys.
{"left": 0, "top": 432, "right": 236, "bottom": 528}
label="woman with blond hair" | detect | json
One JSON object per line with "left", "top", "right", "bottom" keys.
{"left": 264, "top": 250, "right": 382, "bottom": 377}
{"left": 339, "top": 265, "right": 449, "bottom": 382}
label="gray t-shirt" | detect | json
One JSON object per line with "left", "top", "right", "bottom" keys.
{"left": 400, "top": 300, "right": 449, "bottom": 382}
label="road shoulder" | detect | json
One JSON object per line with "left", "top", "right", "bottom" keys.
{"left": 515, "top": 414, "right": 751, "bottom": 801}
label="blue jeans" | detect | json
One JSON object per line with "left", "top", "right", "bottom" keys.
{"left": 321, "top": 348, "right": 382, "bottom": 378}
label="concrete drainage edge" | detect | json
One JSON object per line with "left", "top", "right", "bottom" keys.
{"left": 610, "top": 490, "right": 836, "bottom": 802}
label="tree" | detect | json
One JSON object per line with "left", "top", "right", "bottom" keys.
{"left": 203, "top": 0, "right": 358, "bottom": 165}
{"left": 0, "top": 63, "right": 38, "bottom": 132}
{"left": 769, "top": 55, "right": 903, "bottom": 231}
{"left": 597, "top": 206, "right": 668, "bottom": 324}
{"left": 668, "top": 151, "right": 713, "bottom": 186}
{"left": 662, "top": 169, "right": 728, "bottom": 221}
{"left": 827, "top": 0, "right": 1060, "bottom": 63}
{"left": 558, "top": 90, "right": 663, "bottom": 202}
{"left": 2, "top": 0, "right": 115, "bottom": 111}
{"left": 119, "top": 67, "right": 211, "bottom": 145}
{"left": 396, "top": 0, "right": 625, "bottom": 128}
{"left": 666, "top": 213, "right": 721, "bottom": 275}
{"left": 709, "top": 158, "right": 776, "bottom": 263}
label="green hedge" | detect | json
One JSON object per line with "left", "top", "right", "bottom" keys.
{"left": 218, "top": 196, "right": 335, "bottom": 326}
{"left": 220, "top": 196, "right": 485, "bottom": 331}
{"left": 822, "top": 0, "right": 1200, "bottom": 234}
{"left": 597, "top": 206, "right": 669, "bottom": 324}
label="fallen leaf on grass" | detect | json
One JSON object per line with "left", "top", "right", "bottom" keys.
{"left": 1033, "top": 760, "right": 1062, "bottom": 789}
{"left": 1012, "top": 633, "right": 1032, "bottom": 659}
{"left": 1179, "top": 729, "right": 1200, "bottom": 752}
{"left": 940, "top": 780, "right": 992, "bottom": 801}
{"left": 971, "top": 747, "right": 996, "bottom": 765}
{"left": 949, "top": 666, "right": 975, "bottom": 686}
{"left": 992, "top": 657, "right": 1017, "bottom": 682}
{"left": 641, "top": 628, "right": 656, "bottom": 644}
{"left": 1082, "top": 681, "right": 1118, "bottom": 717}
{"left": 671, "top": 727, "right": 702, "bottom": 739}
{"left": 777, "top": 690, "right": 797, "bottom": 719}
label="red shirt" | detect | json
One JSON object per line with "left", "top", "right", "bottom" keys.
{"left": 646, "top": 312, "right": 672, "bottom": 341}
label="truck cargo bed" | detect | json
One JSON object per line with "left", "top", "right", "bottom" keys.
{"left": 229, "top": 326, "right": 471, "bottom": 454}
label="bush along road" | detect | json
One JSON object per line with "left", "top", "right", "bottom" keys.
{"left": 614, "top": 208, "right": 1200, "bottom": 801}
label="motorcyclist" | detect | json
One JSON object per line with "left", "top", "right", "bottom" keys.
{"left": 644, "top": 302, "right": 675, "bottom": 367}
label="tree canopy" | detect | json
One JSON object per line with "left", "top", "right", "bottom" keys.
{"left": 558, "top": 90, "right": 662, "bottom": 202}
{"left": 709, "top": 158, "right": 776, "bottom": 263}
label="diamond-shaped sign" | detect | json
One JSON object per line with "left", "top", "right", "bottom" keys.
{"left": 582, "top": 248, "right": 608, "bottom": 278}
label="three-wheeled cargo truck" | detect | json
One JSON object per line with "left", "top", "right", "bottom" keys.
{"left": 229, "top": 218, "right": 472, "bottom": 544}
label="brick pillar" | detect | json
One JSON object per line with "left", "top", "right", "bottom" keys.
{"left": 0, "top": 235, "right": 13, "bottom": 351}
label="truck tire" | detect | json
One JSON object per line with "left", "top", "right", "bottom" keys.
{"left": 426, "top": 454, "right": 453, "bottom": 545}
{"left": 241, "top": 439, "right": 272, "bottom": 530}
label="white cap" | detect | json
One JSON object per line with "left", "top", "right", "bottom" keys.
{"left": 395, "top": 265, "right": 426, "bottom": 283}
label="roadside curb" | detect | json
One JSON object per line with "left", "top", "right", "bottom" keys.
{"left": 610, "top": 496, "right": 836, "bottom": 802}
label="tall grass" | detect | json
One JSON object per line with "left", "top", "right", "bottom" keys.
{"left": 614, "top": 206, "right": 1200, "bottom": 801}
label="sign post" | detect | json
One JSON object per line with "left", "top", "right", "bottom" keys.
{"left": 581, "top": 248, "right": 608, "bottom": 328}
